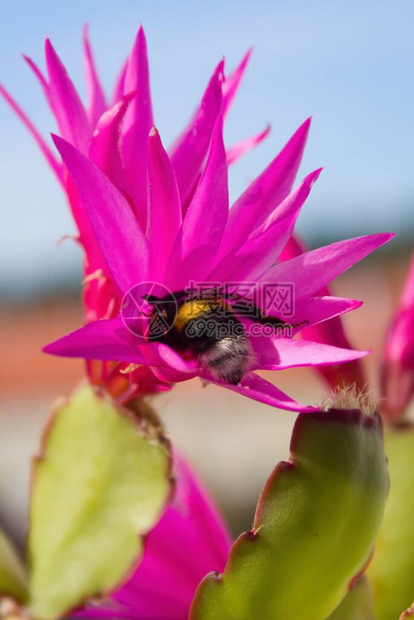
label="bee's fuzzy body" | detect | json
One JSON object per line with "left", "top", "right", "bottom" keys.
{"left": 145, "top": 292, "right": 254, "bottom": 384}
{"left": 144, "top": 288, "right": 298, "bottom": 385}
{"left": 198, "top": 334, "right": 253, "bottom": 385}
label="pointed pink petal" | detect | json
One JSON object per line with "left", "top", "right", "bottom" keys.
{"left": 53, "top": 135, "right": 149, "bottom": 293}
{"left": 170, "top": 60, "right": 224, "bottom": 209}
{"left": 279, "top": 235, "right": 368, "bottom": 391}
{"left": 261, "top": 233, "right": 394, "bottom": 301}
{"left": 253, "top": 337, "right": 369, "bottom": 371}
{"left": 44, "top": 318, "right": 197, "bottom": 375}
{"left": 83, "top": 25, "right": 107, "bottom": 128}
{"left": 226, "top": 124, "right": 270, "bottom": 166}
{"left": 45, "top": 39, "right": 91, "bottom": 153}
{"left": 23, "top": 54, "right": 48, "bottom": 90}
{"left": 219, "top": 373, "right": 317, "bottom": 412}
{"left": 385, "top": 253, "right": 414, "bottom": 367}
{"left": 291, "top": 296, "right": 362, "bottom": 332}
{"left": 222, "top": 48, "right": 252, "bottom": 117}
{"left": 253, "top": 169, "right": 322, "bottom": 240}
{"left": 147, "top": 127, "right": 182, "bottom": 280}
{"left": 89, "top": 91, "right": 136, "bottom": 186}
{"left": 279, "top": 233, "right": 306, "bottom": 262}
{"left": 214, "top": 168, "right": 322, "bottom": 281}
{"left": 112, "top": 58, "right": 128, "bottom": 104}
{"left": 121, "top": 26, "right": 153, "bottom": 227}
{"left": 21, "top": 51, "right": 103, "bottom": 261}
{"left": 300, "top": 317, "right": 368, "bottom": 393}
{"left": 381, "top": 253, "right": 414, "bottom": 418}
{"left": 217, "top": 118, "right": 311, "bottom": 262}
{"left": 64, "top": 174, "right": 106, "bottom": 273}
{"left": 0, "top": 84, "right": 63, "bottom": 185}
{"left": 43, "top": 318, "right": 146, "bottom": 363}
{"left": 166, "top": 114, "right": 229, "bottom": 290}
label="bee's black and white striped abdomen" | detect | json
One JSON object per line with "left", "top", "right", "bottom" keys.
{"left": 199, "top": 334, "right": 254, "bottom": 385}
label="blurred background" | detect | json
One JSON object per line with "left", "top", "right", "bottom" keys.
{"left": 0, "top": 0, "right": 413, "bottom": 548}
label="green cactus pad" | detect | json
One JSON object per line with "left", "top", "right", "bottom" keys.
{"left": 0, "top": 526, "right": 27, "bottom": 602}
{"left": 367, "top": 423, "right": 414, "bottom": 620}
{"left": 328, "top": 578, "right": 374, "bottom": 619}
{"left": 191, "top": 409, "right": 388, "bottom": 620}
{"left": 28, "top": 384, "right": 172, "bottom": 620}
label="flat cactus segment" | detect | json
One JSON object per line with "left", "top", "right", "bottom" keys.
{"left": 328, "top": 578, "right": 374, "bottom": 619}
{"left": 367, "top": 423, "right": 414, "bottom": 620}
{"left": 191, "top": 409, "right": 388, "bottom": 620}
{"left": 28, "top": 384, "right": 172, "bottom": 620}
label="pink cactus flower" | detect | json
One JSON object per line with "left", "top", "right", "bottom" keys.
{"left": 0, "top": 27, "right": 267, "bottom": 401}
{"left": 43, "top": 121, "right": 392, "bottom": 411}
{"left": 77, "top": 456, "right": 231, "bottom": 620}
{"left": 1, "top": 27, "right": 393, "bottom": 410}
{"left": 381, "top": 253, "right": 414, "bottom": 421}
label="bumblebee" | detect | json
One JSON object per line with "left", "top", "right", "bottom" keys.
{"left": 143, "top": 288, "right": 306, "bottom": 385}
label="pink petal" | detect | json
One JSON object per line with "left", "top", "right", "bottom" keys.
{"left": 165, "top": 114, "right": 229, "bottom": 290}
{"left": 217, "top": 118, "right": 311, "bottom": 262}
{"left": 170, "top": 60, "right": 224, "bottom": 209}
{"left": 400, "top": 252, "right": 414, "bottom": 309}
{"left": 43, "top": 318, "right": 145, "bottom": 364}
{"left": 290, "top": 296, "right": 362, "bottom": 332}
{"left": 45, "top": 39, "right": 92, "bottom": 153}
{"left": 253, "top": 169, "right": 322, "bottom": 239}
{"left": 83, "top": 25, "right": 107, "bottom": 128}
{"left": 260, "top": 233, "right": 394, "bottom": 301}
{"left": 23, "top": 54, "right": 48, "bottom": 90}
{"left": 387, "top": 258, "right": 414, "bottom": 368}
{"left": 234, "top": 296, "right": 360, "bottom": 342}
{"left": 222, "top": 48, "right": 252, "bottom": 117}
{"left": 220, "top": 373, "right": 317, "bottom": 412}
{"left": 147, "top": 127, "right": 182, "bottom": 280}
{"left": 145, "top": 343, "right": 199, "bottom": 376}
{"left": 279, "top": 233, "right": 306, "bottom": 262}
{"left": 253, "top": 338, "right": 369, "bottom": 371}
{"left": 89, "top": 92, "right": 136, "bottom": 186}
{"left": 151, "top": 364, "right": 199, "bottom": 384}
{"left": 112, "top": 58, "right": 128, "bottom": 104}
{"left": 214, "top": 168, "right": 322, "bottom": 281}
{"left": 20, "top": 52, "right": 99, "bottom": 257}
{"left": 300, "top": 318, "right": 368, "bottom": 393}
{"left": 279, "top": 235, "right": 368, "bottom": 391}
{"left": 0, "top": 83, "right": 63, "bottom": 185}
{"left": 226, "top": 124, "right": 271, "bottom": 166}
{"left": 44, "top": 318, "right": 197, "bottom": 376}
{"left": 53, "top": 135, "right": 149, "bottom": 294}
{"left": 121, "top": 26, "right": 153, "bottom": 227}
{"left": 381, "top": 253, "right": 414, "bottom": 419}
{"left": 64, "top": 174, "right": 106, "bottom": 272}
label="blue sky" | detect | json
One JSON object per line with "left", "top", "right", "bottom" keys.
{"left": 1, "top": 0, "right": 413, "bottom": 296}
